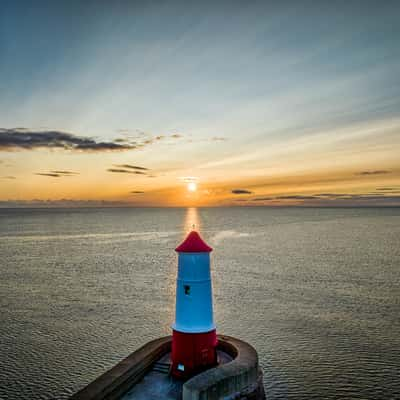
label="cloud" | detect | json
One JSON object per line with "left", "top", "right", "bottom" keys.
{"left": 335, "top": 194, "right": 395, "bottom": 200}
{"left": 107, "top": 168, "right": 146, "bottom": 174}
{"left": 35, "top": 173, "right": 62, "bottom": 177}
{"left": 356, "top": 170, "right": 391, "bottom": 176}
{"left": 231, "top": 189, "right": 253, "bottom": 194}
{"left": 245, "top": 193, "right": 400, "bottom": 206}
{"left": 212, "top": 137, "right": 227, "bottom": 141}
{"left": 0, "top": 128, "right": 136, "bottom": 151}
{"left": 114, "top": 164, "right": 149, "bottom": 171}
{"left": 108, "top": 164, "right": 152, "bottom": 176}
{"left": 0, "top": 129, "right": 181, "bottom": 153}
{"left": 50, "top": 170, "right": 79, "bottom": 175}
{"left": 2, "top": 176, "right": 16, "bottom": 179}
{"left": 252, "top": 197, "right": 274, "bottom": 201}
{"left": 180, "top": 176, "right": 198, "bottom": 183}
{"left": 376, "top": 187, "right": 397, "bottom": 191}
{"left": 130, "top": 191, "right": 145, "bottom": 194}
{"left": 0, "top": 199, "right": 132, "bottom": 208}
{"left": 276, "top": 195, "right": 320, "bottom": 200}
{"left": 35, "top": 170, "right": 79, "bottom": 178}
{"left": 143, "top": 135, "right": 165, "bottom": 145}
{"left": 314, "top": 193, "right": 349, "bottom": 197}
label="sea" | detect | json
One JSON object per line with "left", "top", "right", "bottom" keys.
{"left": 0, "top": 207, "right": 399, "bottom": 399}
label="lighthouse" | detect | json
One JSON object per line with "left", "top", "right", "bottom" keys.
{"left": 71, "top": 228, "right": 266, "bottom": 399}
{"left": 171, "top": 230, "right": 217, "bottom": 379}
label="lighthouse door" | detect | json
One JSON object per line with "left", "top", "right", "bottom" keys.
{"left": 200, "top": 348, "right": 209, "bottom": 366}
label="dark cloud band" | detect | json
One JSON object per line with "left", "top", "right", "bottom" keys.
{"left": 107, "top": 168, "right": 146, "bottom": 174}
{"left": 114, "top": 164, "right": 148, "bottom": 171}
{"left": 0, "top": 128, "right": 135, "bottom": 151}
{"left": 231, "top": 189, "right": 253, "bottom": 194}
{"left": 35, "top": 170, "right": 79, "bottom": 177}
{"left": 35, "top": 173, "right": 62, "bottom": 178}
{"left": 356, "top": 170, "right": 391, "bottom": 176}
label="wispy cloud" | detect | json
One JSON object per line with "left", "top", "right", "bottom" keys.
{"left": 35, "top": 170, "right": 79, "bottom": 178}
{"left": 2, "top": 175, "right": 16, "bottom": 179}
{"left": 356, "top": 170, "right": 391, "bottom": 176}
{"left": 51, "top": 170, "right": 79, "bottom": 175}
{"left": 276, "top": 195, "right": 320, "bottom": 200}
{"left": 107, "top": 168, "right": 146, "bottom": 174}
{"left": 0, "top": 128, "right": 136, "bottom": 152}
{"left": 0, "top": 129, "right": 185, "bottom": 153}
{"left": 130, "top": 191, "right": 145, "bottom": 194}
{"left": 246, "top": 192, "right": 400, "bottom": 206}
{"left": 314, "top": 193, "right": 349, "bottom": 197}
{"left": 35, "top": 173, "right": 63, "bottom": 178}
{"left": 251, "top": 197, "right": 274, "bottom": 201}
{"left": 113, "top": 164, "right": 149, "bottom": 171}
{"left": 0, "top": 199, "right": 132, "bottom": 208}
{"left": 231, "top": 189, "right": 253, "bottom": 194}
{"left": 180, "top": 176, "right": 198, "bottom": 183}
{"left": 143, "top": 135, "right": 165, "bottom": 145}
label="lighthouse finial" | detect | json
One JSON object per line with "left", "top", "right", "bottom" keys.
{"left": 192, "top": 223, "right": 195, "bottom": 230}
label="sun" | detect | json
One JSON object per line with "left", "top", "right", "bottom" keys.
{"left": 187, "top": 182, "right": 197, "bottom": 192}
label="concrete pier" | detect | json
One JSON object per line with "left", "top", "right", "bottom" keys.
{"left": 70, "top": 335, "right": 265, "bottom": 400}
{"left": 183, "top": 335, "right": 265, "bottom": 400}
{"left": 70, "top": 336, "right": 171, "bottom": 400}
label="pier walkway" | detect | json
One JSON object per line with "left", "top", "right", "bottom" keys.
{"left": 121, "top": 351, "right": 232, "bottom": 400}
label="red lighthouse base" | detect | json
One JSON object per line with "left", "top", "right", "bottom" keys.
{"left": 171, "top": 329, "right": 218, "bottom": 379}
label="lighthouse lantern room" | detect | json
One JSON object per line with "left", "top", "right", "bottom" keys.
{"left": 171, "top": 230, "right": 217, "bottom": 379}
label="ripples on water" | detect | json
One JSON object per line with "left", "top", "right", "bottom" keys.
{"left": 0, "top": 207, "right": 399, "bottom": 399}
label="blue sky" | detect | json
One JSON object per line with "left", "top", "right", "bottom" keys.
{"left": 1, "top": 1, "right": 400, "bottom": 206}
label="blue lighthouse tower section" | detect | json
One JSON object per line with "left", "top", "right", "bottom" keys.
{"left": 173, "top": 252, "right": 215, "bottom": 333}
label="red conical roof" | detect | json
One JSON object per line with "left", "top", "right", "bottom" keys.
{"left": 175, "top": 231, "right": 213, "bottom": 253}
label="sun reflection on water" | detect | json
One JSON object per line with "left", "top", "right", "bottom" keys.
{"left": 183, "top": 207, "right": 201, "bottom": 235}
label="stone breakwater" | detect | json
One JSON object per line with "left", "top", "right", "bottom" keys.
{"left": 70, "top": 335, "right": 265, "bottom": 400}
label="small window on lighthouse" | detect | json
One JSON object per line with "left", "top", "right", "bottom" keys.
{"left": 184, "top": 285, "right": 191, "bottom": 295}
{"left": 177, "top": 363, "right": 185, "bottom": 371}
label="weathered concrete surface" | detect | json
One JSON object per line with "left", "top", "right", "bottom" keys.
{"left": 69, "top": 335, "right": 265, "bottom": 400}
{"left": 120, "top": 351, "right": 232, "bottom": 400}
{"left": 120, "top": 352, "right": 182, "bottom": 400}
{"left": 183, "top": 335, "right": 265, "bottom": 400}
{"left": 70, "top": 336, "right": 171, "bottom": 400}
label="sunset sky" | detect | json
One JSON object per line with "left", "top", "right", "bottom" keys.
{"left": 1, "top": 1, "right": 400, "bottom": 206}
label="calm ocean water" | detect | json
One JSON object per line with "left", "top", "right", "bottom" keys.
{"left": 0, "top": 207, "right": 399, "bottom": 399}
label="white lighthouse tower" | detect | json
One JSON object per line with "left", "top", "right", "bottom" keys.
{"left": 171, "top": 230, "right": 217, "bottom": 379}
